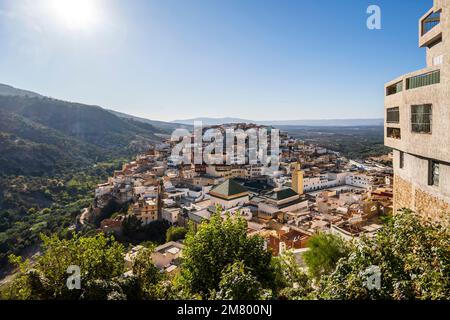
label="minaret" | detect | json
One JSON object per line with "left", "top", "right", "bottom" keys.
{"left": 157, "top": 179, "right": 165, "bottom": 220}
{"left": 292, "top": 162, "right": 304, "bottom": 195}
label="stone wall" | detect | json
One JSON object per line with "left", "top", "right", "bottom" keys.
{"left": 414, "top": 188, "right": 450, "bottom": 221}
{"left": 394, "top": 175, "right": 449, "bottom": 221}
{"left": 393, "top": 175, "right": 413, "bottom": 212}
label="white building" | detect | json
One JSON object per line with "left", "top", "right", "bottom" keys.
{"left": 258, "top": 188, "right": 309, "bottom": 218}
{"left": 209, "top": 179, "right": 250, "bottom": 210}
{"left": 162, "top": 207, "right": 181, "bottom": 225}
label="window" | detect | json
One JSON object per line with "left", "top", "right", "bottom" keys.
{"left": 386, "top": 107, "right": 400, "bottom": 123}
{"left": 387, "top": 127, "right": 401, "bottom": 139}
{"left": 386, "top": 81, "right": 403, "bottom": 96}
{"left": 422, "top": 11, "right": 441, "bottom": 35}
{"left": 433, "top": 55, "right": 443, "bottom": 66}
{"left": 428, "top": 161, "right": 439, "bottom": 186}
{"left": 406, "top": 70, "right": 440, "bottom": 90}
{"left": 411, "top": 104, "right": 432, "bottom": 133}
{"left": 399, "top": 151, "right": 404, "bottom": 169}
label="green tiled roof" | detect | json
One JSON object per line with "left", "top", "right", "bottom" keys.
{"left": 210, "top": 179, "right": 248, "bottom": 197}
{"left": 268, "top": 188, "right": 298, "bottom": 201}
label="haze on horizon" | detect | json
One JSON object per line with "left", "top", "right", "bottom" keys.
{"left": 0, "top": 0, "right": 432, "bottom": 122}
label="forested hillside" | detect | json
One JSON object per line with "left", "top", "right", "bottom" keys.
{"left": 0, "top": 88, "right": 172, "bottom": 271}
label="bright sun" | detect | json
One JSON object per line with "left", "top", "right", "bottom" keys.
{"left": 47, "top": 0, "right": 100, "bottom": 31}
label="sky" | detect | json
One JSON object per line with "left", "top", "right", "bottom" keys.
{"left": 0, "top": 0, "right": 432, "bottom": 122}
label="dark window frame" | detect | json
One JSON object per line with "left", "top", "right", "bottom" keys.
{"left": 428, "top": 160, "right": 440, "bottom": 186}
{"left": 387, "top": 127, "right": 401, "bottom": 139}
{"left": 386, "top": 81, "right": 403, "bottom": 96}
{"left": 386, "top": 107, "right": 400, "bottom": 123}
{"left": 399, "top": 151, "right": 404, "bottom": 169}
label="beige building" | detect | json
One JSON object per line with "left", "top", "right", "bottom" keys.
{"left": 162, "top": 207, "right": 181, "bottom": 225}
{"left": 132, "top": 198, "right": 159, "bottom": 224}
{"left": 257, "top": 188, "right": 308, "bottom": 219}
{"left": 152, "top": 241, "right": 185, "bottom": 274}
{"left": 291, "top": 162, "right": 304, "bottom": 195}
{"left": 384, "top": 0, "right": 450, "bottom": 219}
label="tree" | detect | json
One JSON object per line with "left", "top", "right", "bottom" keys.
{"left": 317, "top": 210, "right": 450, "bottom": 299}
{"left": 179, "top": 212, "right": 276, "bottom": 298}
{"left": 122, "top": 216, "right": 170, "bottom": 244}
{"left": 274, "top": 251, "right": 313, "bottom": 300}
{"left": 166, "top": 226, "right": 188, "bottom": 242}
{"left": 131, "top": 246, "right": 163, "bottom": 299}
{"left": 7, "top": 233, "right": 125, "bottom": 300}
{"left": 122, "top": 215, "right": 142, "bottom": 238}
{"left": 303, "top": 232, "right": 350, "bottom": 280}
{"left": 214, "top": 261, "right": 265, "bottom": 300}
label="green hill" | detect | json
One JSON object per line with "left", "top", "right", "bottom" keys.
{"left": 0, "top": 94, "right": 166, "bottom": 175}
{"left": 0, "top": 85, "right": 178, "bottom": 269}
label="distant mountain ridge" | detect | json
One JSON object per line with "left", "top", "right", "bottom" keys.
{"left": 0, "top": 84, "right": 174, "bottom": 175}
{"left": 0, "top": 83, "right": 384, "bottom": 174}
{"left": 0, "top": 83, "right": 42, "bottom": 98}
{"left": 172, "top": 117, "right": 384, "bottom": 127}
{"left": 108, "top": 109, "right": 192, "bottom": 133}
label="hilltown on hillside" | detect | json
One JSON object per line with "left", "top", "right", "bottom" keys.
{"left": 79, "top": 123, "right": 394, "bottom": 275}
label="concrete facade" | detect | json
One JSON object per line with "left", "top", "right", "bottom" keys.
{"left": 385, "top": 0, "right": 450, "bottom": 219}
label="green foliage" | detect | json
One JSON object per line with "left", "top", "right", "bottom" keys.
{"left": 274, "top": 251, "right": 313, "bottom": 300}
{"left": 2, "top": 208, "right": 449, "bottom": 300}
{"left": 166, "top": 226, "right": 188, "bottom": 242}
{"left": 286, "top": 126, "right": 390, "bottom": 159}
{"left": 317, "top": 210, "right": 450, "bottom": 299}
{"left": 6, "top": 233, "right": 125, "bottom": 299}
{"left": 122, "top": 215, "right": 143, "bottom": 237}
{"left": 130, "top": 246, "right": 165, "bottom": 299}
{"left": 0, "top": 93, "right": 167, "bottom": 269}
{"left": 303, "top": 232, "right": 350, "bottom": 280}
{"left": 0, "top": 95, "right": 162, "bottom": 168}
{"left": 214, "top": 261, "right": 265, "bottom": 300}
{"left": 122, "top": 217, "right": 170, "bottom": 244}
{"left": 0, "top": 160, "right": 126, "bottom": 268}
{"left": 179, "top": 212, "right": 276, "bottom": 298}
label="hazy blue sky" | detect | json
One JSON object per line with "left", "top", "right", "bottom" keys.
{"left": 0, "top": 0, "right": 432, "bottom": 121}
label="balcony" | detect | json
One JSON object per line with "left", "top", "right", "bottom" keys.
{"left": 386, "top": 81, "right": 403, "bottom": 96}
{"left": 420, "top": 9, "right": 442, "bottom": 48}
{"left": 406, "top": 70, "right": 440, "bottom": 90}
{"left": 422, "top": 11, "right": 440, "bottom": 35}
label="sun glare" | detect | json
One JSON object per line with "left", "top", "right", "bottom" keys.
{"left": 47, "top": 0, "right": 101, "bottom": 31}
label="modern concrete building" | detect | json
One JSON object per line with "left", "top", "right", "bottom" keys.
{"left": 384, "top": 0, "right": 449, "bottom": 219}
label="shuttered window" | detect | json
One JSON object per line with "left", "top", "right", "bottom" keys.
{"left": 386, "top": 107, "right": 400, "bottom": 123}
{"left": 407, "top": 70, "right": 440, "bottom": 89}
